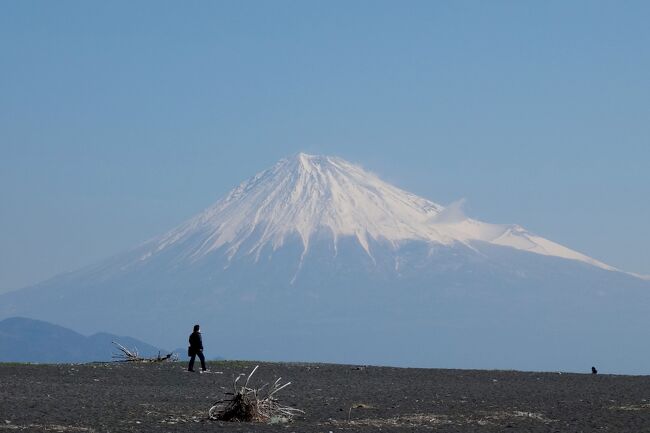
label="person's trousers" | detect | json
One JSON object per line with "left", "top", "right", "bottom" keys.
{"left": 188, "top": 350, "right": 206, "bottom": 371}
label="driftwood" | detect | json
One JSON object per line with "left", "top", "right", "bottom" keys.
{"left": 111, "top": 341, "right": 177, "bottom": 363}
{"left": 208, "top": 365, "right": 304, "bottom": 423}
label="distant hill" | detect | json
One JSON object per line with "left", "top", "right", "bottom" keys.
{"left": 0, "top": 317, "right": 169, "bottom": 363}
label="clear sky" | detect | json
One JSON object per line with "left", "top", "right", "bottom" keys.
{"left": 1, "top": 1, "right": 648, "bottom": 291}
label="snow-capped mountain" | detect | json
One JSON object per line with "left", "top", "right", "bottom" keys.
{"left": 143, "top": 153, "right": 612, "bottom": 272}
{"left": 1, "top": 153, "right": 648, "bottom": 373}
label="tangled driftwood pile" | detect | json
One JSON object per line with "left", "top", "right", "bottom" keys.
{"left": 111, "top": 341, "right": 176, "bottom": 363}
{"left": 208, "top": 365, "right": 303, "bottom": 423}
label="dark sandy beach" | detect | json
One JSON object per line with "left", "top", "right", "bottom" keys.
{"left": 1, "top": 361, "right": 649, "bottom": 432}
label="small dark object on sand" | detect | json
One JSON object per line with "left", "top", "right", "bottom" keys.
{"left": 592, "top": 366, "right": 598, "bottom": 374}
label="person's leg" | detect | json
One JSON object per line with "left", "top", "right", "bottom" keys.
{"left": 197, "top": 351, "right": 206, "bottom": 371}
{"left": 188, "top": 353, "right": 196, "bottom": 371}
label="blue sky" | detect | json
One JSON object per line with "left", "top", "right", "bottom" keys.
{"left": 1, "top": 1, "right": 649, "bottom": 291}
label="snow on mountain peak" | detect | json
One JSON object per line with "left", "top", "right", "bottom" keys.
{"left": 146, "top": 153, "right": 616, "bottom": 272}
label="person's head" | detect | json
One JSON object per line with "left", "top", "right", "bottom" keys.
{"left": 193, "top": 324, "right": 200, "bottom": 332}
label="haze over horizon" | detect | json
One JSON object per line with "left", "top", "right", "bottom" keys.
{"left": 1, "top": 1, "right": 649, "bottom": 292}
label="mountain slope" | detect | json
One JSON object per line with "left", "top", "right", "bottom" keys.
{"left": 0, "top": 153, "right": 648, "bottom": 373}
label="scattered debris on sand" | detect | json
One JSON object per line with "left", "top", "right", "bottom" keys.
{"left": 610, "top": 403, "right": 650, "bottom": 411}
{"left": 326, "top": 413, "right": 452, "bottom": 429}
{"left": 327, "top": 409, "right": 556, "bottom": 429}
{"left": 0, "top": 423, "right": 95, "bottom": 432}
{"left": 208, "top": 365, "right": 304, "bottom": 423}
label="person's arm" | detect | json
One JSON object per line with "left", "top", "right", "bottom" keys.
{"left": 198, "top": 334, "right": 204, "bottom": 351}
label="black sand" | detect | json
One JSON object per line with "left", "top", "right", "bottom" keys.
{"left": 1, "top": 361, "right": 649, "bottom": 432}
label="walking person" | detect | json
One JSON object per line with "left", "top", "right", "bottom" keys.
{"left": 188, "top": 324, "right": 207, "bottom": 372}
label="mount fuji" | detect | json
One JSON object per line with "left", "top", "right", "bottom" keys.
{"left": 2, "top": 153, "right": 649, "bottom": 373}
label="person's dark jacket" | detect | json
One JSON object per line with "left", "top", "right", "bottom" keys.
{"left": 189, "top": 331, "right": 203, "bottom": 354}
